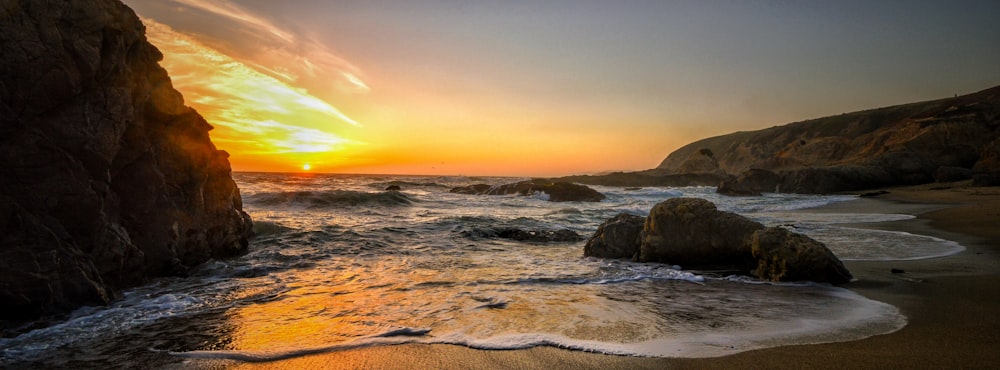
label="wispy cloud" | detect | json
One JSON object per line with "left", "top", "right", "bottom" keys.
{"left": 153, "top": 0, "right": 371, "bottom": 98}
{"left": 143, "top": 19, "right": 361, "bottom": 157}
{"left": 171, "top": 0, "right": 295, "bottom": 43}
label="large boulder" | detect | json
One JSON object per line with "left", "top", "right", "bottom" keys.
{"left": 640, "top": 198, "right": 763, "bottom": 269}
{"left": 0, "top": 0, "right": 253, "bottom": 325}
{"left": 450, "top": 180, "right": 605, "bottom": 202}
{"left": 583, "top": 213, "right": 645, "bottom": 259}
{"left": 585, "top": 198, "right": 852, "bottom": 284}
{"left": 751, "top": 227, "right": 853, "bottom": 284}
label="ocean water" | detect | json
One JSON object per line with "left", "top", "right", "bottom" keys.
{"left": 0, "top": 173, "right": 964, "bottom": 367}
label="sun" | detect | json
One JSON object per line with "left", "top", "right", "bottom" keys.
{"left": 302, "top": 163, "right": 312, "bottom": 171}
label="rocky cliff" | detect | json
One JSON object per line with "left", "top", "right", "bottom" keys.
{"left": 0, "top": 0, "right": 253, "bottom": 327}
{"left": 658, "top": 86, "right": 1000, "bottom": 193}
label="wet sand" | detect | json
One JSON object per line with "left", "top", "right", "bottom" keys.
{"left": 183, "top": 182, "right": 1000, "bottom": 370}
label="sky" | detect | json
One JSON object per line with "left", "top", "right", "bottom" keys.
{"left": 123, "top": 0, "right": 1000, "bottom": 176}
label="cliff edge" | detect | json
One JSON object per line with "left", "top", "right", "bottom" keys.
{"left": 656, "top": 86, "right": 1000, "bottom": 193}
{"left": 0, "top": 0, "right": 253, "bottom": 327}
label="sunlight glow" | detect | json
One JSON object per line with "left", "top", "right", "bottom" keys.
{"left": 302, "top": 163, "right": 312, "bottom": 171}
{"left": 143, "top": 18, "right": 362, "bottom": 171}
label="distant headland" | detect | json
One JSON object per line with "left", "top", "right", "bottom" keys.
{"left": 556, "top": 85, "right": 1000, "bottom": 194}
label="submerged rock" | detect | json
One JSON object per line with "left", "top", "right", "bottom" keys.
{"left": 0, "top": 0, "right": 252, "bottom": 325}
{"left": 450, "top": 180, "right": 605, "bottom": 202}
{"left": 449, "top": 184, "right": 493, "bottom": 194}
{"left": 465, "top": 227, "right": 581, "bottom": 243}
{"left": 585, "top": 197, "right": 852, "bottom": 284}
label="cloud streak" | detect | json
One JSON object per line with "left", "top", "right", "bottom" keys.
{"left": 148, "top": 0, "right": 371, "bottom": 98}
{"left": 143, "top": 18, "right": 361, "bottom": 160}
{"left": 171, "top": 0, "right": 295, "bottom": 43}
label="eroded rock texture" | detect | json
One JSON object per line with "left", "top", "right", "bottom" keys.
{"left": 0, "top": 0, "right": 253, "bottom": 324}
{"left": 585, "top": 198, "right": 851, "bottom": 284}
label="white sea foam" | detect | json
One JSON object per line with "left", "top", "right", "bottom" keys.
{"left": 4, "top": 175, "right": 935, "bottom": 367}
{"left": 807, "top": 227, "right": 965, "bottom": 261}
{"left": 164, "top": 284, "right": 904, "bottom": 362}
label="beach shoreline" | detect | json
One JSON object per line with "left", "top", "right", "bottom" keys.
{"left": 179, "top": 182, "right": 1000, "bottom": 370}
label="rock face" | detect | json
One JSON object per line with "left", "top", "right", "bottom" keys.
{"left": 585, "top": 198, "right": 852, "bottom": 284}
{"left": 583, "top": 213, "right": 645, "bottom": 259}
{"left": 655, "top": 86, "right": 1000, "bottom": 193}
{"left": 0, "top": 0, "right": 253, "bottom": 324}
{"left": 640, "top": 198, "right": 763, "bottom": 269}
{"left": 751, "top": 228, "right": 852, "bottom": 284}
{"left": 717, "top": 169, "right": 782, "bottom": 196}
{"left": 450, "top": 180, "right": 605, "bottom": 202}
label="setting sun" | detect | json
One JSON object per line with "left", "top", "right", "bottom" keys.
{"left": 302, "top": 163, "right": 312, "bottom": 171}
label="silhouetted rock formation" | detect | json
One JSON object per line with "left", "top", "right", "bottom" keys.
{"left": 583, "top": 213, "right": 644, "bottom": 259}
{"left": 450, "top": 180, "right": 605, "bottom": 202}
{"left": 657, "top": 86, "right": 1000, "bottom": 193}
{"left": 463, "top": 227, "right": 581, "bottom": 243}
{"left": 717, "top": 169, "right": 782, "bottom": 196}
{"left": 0, "top": 0, "right": 253, "bottom": 326}
{"left": 585, "top": 198, "right": 851, "bottom": 284}
{"left": 552, "top": 171, "right": 724, "bottom": 188}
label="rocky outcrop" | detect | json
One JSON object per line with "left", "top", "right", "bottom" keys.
{"left": 583, "top": 213, "right": 644, "bottom": 259}
{"left": 717, "top": 169, "right": 782, "bottom": 196}
{"left": 639, "top": 198, "right": 763, "bottom": 269}
{"left": 450, "top": 180, "right": 605, "bottom": 202}
{"left": 464, "top": 227, "right": 581, "bottom": 243}
{"left": 751, "top": 228, "right": 852, "bottom": 284}
{"left": 551, "top": 171, "right": 724, "bottom": 188}
{"left": 585, "top": 198, "right": 851, "bottom": 284}
{"left": 449, "top": 184, "right": 493, "bottom": 195}
{"left": 1, "top": 0, "right": 253, "bottom": 325}
{"left": 654, "top": 86, "right": 1000, "bottom": 193}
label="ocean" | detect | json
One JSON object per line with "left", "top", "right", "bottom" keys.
{"left": 0, "top": 173, "right": 965, "bottom": 367}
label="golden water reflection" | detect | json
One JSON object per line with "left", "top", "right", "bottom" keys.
{"left": 220, "top": 256, "right": 665, "bottom": 354}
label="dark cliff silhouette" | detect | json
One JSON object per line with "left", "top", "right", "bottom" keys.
{"left": 0, "top": 0, "right": 253, "bottom": 330}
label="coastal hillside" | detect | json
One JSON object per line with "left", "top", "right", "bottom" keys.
{"left": 0, "top": 0, "right": 253, "bottom": 327}
{"left": 653, "top": 86, "right": 1000, "bottom": 193}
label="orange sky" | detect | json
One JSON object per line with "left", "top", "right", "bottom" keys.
{"left": 126, "top": 0, "right": 1000, "bottom": 176}
{"left": 145, "top": 18, "right": 684, "bottom": 176}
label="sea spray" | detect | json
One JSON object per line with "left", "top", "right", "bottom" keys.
{"left": 2, "top": 174, "right": 939, "bottom": 367}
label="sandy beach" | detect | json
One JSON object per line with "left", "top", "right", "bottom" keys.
{"left": 181, "top": 182, "right": 1000, "bottom": 370}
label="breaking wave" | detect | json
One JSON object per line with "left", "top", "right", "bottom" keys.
{"left": 245, "top": 190, "right": 415, "bottom": 208}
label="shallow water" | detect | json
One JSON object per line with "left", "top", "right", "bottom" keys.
{"left": 1, "top": 173, "right": 961, "bottom": 367}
